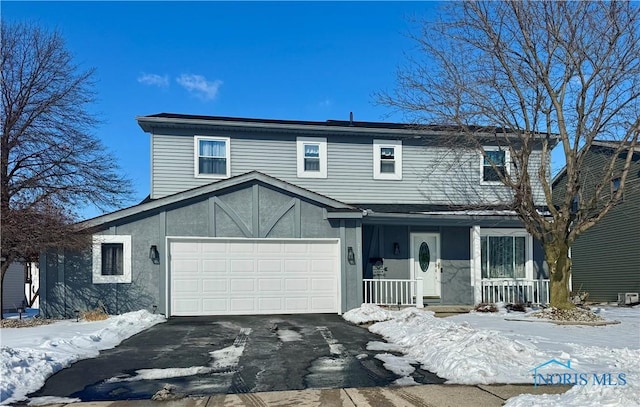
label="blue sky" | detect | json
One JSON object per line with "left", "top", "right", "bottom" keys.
{"left": 5, "top": 1, "right": 440, "bottom": 218}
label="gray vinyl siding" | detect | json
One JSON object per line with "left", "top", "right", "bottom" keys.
{"left": 563, "top": 148, "right": 640, "bottom": 302}
{"left": 152, "top": 132, "right": 548, "bottom": 206}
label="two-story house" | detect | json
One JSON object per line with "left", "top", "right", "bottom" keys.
{"left": 552, "top": 141, "right": 640, "bottom": 303}
{"left": 39, "top": 114, "right": 553, "bottom": 318}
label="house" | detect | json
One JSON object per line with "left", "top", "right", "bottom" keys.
{"left": 2, "top": 261, "right": 38, "bottom": 312}
{"left": 553, "top": 141, "right": 640, "bottom": 303}
{"left": 2, "top": 262, "right": 27, "bottom": 312}
{"left": 39, "top": 114, "right": 555, "bottom": 318}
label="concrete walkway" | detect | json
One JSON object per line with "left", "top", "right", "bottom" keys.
{"left": 43, "top": 384, "right": 570, "bottom": 407}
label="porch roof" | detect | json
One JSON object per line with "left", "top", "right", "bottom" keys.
{"left": 359, "top": 205, "right": 527, "bottom": 227}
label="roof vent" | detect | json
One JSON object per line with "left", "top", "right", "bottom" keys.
{"left": 349, "top": 112, "right": 354, "bottom": 126}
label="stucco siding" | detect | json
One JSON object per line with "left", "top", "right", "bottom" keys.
{"left": 40, "top": 181, "right": 359, "bottom": 317}
{"left": 151, "top": 132, "right": 548, "bottom": 206}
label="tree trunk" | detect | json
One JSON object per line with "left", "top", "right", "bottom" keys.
{"left": 544, "top": 241, "right": 575, "bottom": 309}
{"left": 0, "top": 262, "right": 7, "bottom": 320}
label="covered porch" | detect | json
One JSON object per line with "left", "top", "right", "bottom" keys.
{"left": 359, "top": 207, "right": 550, "bottom": 308}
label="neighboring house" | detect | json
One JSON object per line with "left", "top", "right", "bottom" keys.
{"left": 2, "top": 261, "right": 36, "bottom": 312}
{"left": 39, "top": 114, "right": 555, "bottom": 318}
{"left": 553, "top": 141, "right": 640, "bottom": 303}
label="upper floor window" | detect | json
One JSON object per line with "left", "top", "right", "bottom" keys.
{"left": 482, "top": 147, "right": 509, "bottom": 183}
{"left": 92, "top": 235, "right": 132, "bottom": 284}
{"left": 195, "top": 136, "right": 230, "bottom": 178}
{"left": 297, "top": 137, "right": 327, "bottom": 178}
{"left": 373, "top": 140, "right": 402, "bottom": 180}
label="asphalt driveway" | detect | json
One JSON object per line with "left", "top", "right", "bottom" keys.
{"left": 30, "top": 314, "right": 444, "bottom": 401}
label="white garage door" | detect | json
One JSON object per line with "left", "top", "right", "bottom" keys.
{"left": 169, "top": 238, "right": 340, "bottom": 316}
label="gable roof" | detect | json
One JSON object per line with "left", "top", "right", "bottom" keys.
{"left": 80, "top": 171, "right": 360, "bottom": 228}
{"left": 137, "top": 112, "right": 557, "bottom": 142}
{"left": 552, "top": 139, "right": 639, "bottom": 186}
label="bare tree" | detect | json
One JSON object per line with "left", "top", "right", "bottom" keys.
{"left": 1, "top": 21, "right": 133, "bottom": 316}
{"left": 379, "top": 1, "right": 640, "bottom": 308}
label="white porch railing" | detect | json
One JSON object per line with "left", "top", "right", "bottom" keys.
{"left": 363, "top": 278, "right": 424, "bottom": 308}
{"left": 481, "top": 278, "right": 550, "bottom": 305}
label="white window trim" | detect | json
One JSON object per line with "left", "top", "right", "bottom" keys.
{"left": 480, "top": 146, "right": 510, "bottom": 185}
{"left": 194, "top": 136, "right": 231, "bottom": 179}
{"left": 296, "top": 137, "right": 327, "bottom": 178}
{"left": 373, "top": 139, "right": 402, "bottom": 180}
{"left": 92, "top": 235, "right": 132, "bottom": 284}
{"left": 478, "top": 228, "right": 533, "bottom": 280}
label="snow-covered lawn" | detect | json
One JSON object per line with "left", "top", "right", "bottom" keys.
{"left": 0, "top": 310, "right": 165, "bottom": 405}
{"left": 344, "top": 304, "right": 640, "bottom": 407}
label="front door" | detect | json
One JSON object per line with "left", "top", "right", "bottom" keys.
{"left": 411, "top": 233, "right": 441, "bottom": 298}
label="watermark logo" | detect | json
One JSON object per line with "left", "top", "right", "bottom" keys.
{"left": 530, "top": 359, "right": 627, "bottom": 387}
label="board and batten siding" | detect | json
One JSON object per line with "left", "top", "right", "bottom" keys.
{"left": 152, "top": 132, "right": 548, "bottom": 206}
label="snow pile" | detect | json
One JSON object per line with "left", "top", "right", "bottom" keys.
{"left": 367, "top": 307, "right": 544, "bottom": 384}
{"left": 0, "top": 310, "right": 165, "bottom": 405}
{"left": 346, "top": 304, "right": 640, "bottom": 406}
{"left": 342, "top": 303, "right": 396, "bottom": 324}
{"left": 505, "top": 345, "right": 640, "bottom": 407}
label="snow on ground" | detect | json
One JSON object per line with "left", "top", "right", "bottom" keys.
{"left": 0, "top": 310, "right": 165, "bottom": 405}
{"left": 277, "top": 329, "right": 303, "bottom": 342}
{"left": 343, "top": 303, "right": 640, "bottom": 407}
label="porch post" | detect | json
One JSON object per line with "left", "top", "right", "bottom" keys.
{"left": 416, "top": 276, "right": 424, "bottom": 308}
{"left": 470, "top": 225, "right": 482, "bottom": 304}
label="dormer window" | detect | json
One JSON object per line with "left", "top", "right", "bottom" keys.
{"left": 373, "top": 140, "right": 402, "bottom": 180}
{"left": 195, "top": 136, "right": 230, "bottom": 178}
{"left": 482, "top": 147, "right": 509, "bottom": 183}
{"left": 297, "top": 137, "right": 327, "bottom": 178}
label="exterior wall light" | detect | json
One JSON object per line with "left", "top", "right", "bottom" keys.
{"left": 149, "top": 245, "right": 160, "bottom": 264}
{"left": 347, "top": 247, "right": 356, "bottom": 265}
{"left": 393, "top": 242, "right": 400, "bottom": 255}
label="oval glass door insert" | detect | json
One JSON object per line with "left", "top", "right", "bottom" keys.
{"left": 419, "top": 242, "right": 430, "bottom": 272}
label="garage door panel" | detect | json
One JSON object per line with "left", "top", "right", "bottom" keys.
{"left": 311, "top": 297, "right": 336, "bottom": 311}
{"left": 229, "top": 242, "right": 255, "bottom": 253}
{"left": 172, "top": 242, "right": 200, "bottom": 254}
{"left": 285, "top": 278, "right": 308, "bottom": 291}
{"left": 284, "top": 259, "right": 309, "bottom": 273}
{"left": 201, "top": 243, "right": 227, "bottom": 254}
{"left": 258, "top": 279, "right": 282, "bottom": 291}
{"left": 311, "top": 259, "right": 336, "bottom": 273}
{"left": 259, "top": 298, "right": 283, "bottom": 312}
{"left": 172, "top": 259, "right": 199, "bottom": 274}
{"left": 284, "top": 244, "right": 310, "bottom": 254}
{"left": 174, "top": 299, "right": 200, "bottom": 314}
{"left": 202, "top": 279, "right": 227, "bottom": 293}
{"left": 202, "top": 259, "right": 227, "bottom": 273}
{"left": 173, "top": 279, "right": 199, "bottom": 293}
{"left": 203, "top": 298, "right": 228, "bottom": 313}
{"left": 258, "top": 242, "right": 283, "bottom": 254}
{"left": 230, "top": 279, "right": 255, "bottom": 292}
{"left": 257, "top": 259, "right": 282, "bottom": 273}
{"left": 230, "top": 298, "right": 256, "bottom": 312}
{"left": 230, "top": 259, "right": 255, "bottom": 273}
{"left": 285, "top": 297, "right": 309, "bottom": 311}
{"left": 170, "top": 239, "right": 339, "bottom": 316}
{"left": 311, "top": 278, "right": 335, "bottom": 291}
